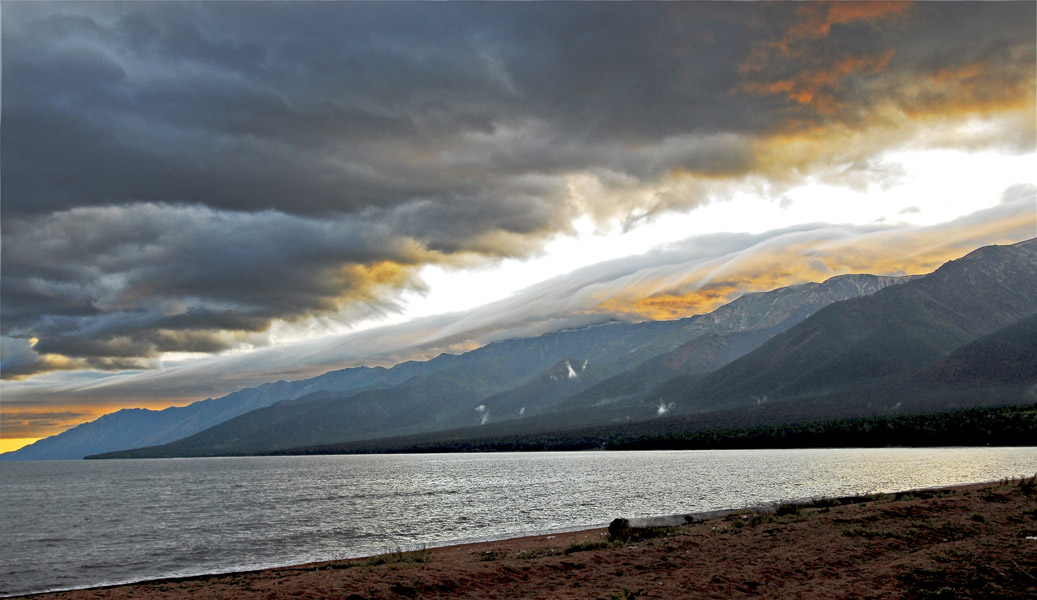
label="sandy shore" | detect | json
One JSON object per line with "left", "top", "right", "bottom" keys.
{"left": 16, "top": 478, "right": 1037, "bottom": 600}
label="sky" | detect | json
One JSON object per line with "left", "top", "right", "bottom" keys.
{"left": 1, "top": 1, "right": 1035, "bottom": 453}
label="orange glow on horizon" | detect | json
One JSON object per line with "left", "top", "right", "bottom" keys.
{"left": 1, "top": 437, "right": 41, "bottom": 454}
{"left": 1, "top": 400, "right": 200, "bottom": 450}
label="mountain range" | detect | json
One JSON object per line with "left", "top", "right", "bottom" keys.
{"left": 4, "top": 239, "right": 1035, "bottom": 460}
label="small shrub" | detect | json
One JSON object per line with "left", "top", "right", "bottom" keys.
{"left": 1014, "top": 474, "right": 1037, "bottom": 495}
{"left": 930, "top": 549, "right": 974, "bottom": 564}
{"left": 980, "top": 489, "right": 1011, "bottom": 503}
{"left": 564, "top": 539, "right": 613, "bottom": 554}
{"left": 516, "top": 547, "right": 561, "bottom": 560}
{"left": 751, "top": 513, "right": 774, "bottom": 526}
{"left": 362, "top": 546, "right": 431, "bottom": 567}
{"left": 323, "top": 560, "right": 356, "bottom": 571}
{"left": 842, "top": 526, "right": 876, "bottom": 538}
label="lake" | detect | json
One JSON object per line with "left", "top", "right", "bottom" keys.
{"left": 2, "top": 448, "right": 1036, "bottom": 596}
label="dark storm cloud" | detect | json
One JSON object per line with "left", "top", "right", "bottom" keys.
{"left": 1, "top": 204, "right": 432, "bottom": 369}
{"left": 0, "top": 2, "right": 777, "bottom": 221}
{"left": 2, "top": 1, "right": 1034, "bottom": 377}
{"left": 5, "top": 196, "right": 1032, "bottom": 414}
{"left": 4, "top": 2, "right": 1032, "bottom": 216}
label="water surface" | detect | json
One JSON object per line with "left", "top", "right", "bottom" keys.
{"left": 2, "top": 447, "right": 1035, "bottom": 596}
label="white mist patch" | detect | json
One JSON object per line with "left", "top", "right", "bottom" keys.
{"left": 565, "top": 360, "right": 578, "bottom": 379}
{"left": 657, "top": 400, "right": 675, "bottom": 416}
{"left": 519, "top": 407, "right": 526, "bottom": 416}
{"left": 475, "top": 404, "right": 489, "bottom": 425}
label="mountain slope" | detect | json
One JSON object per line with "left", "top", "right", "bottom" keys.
{"left": 657, "top": 238, "right": 1037, "bottom": 415}
{"left": 546, "top": 274, "right": 909, "bottom": 416}
{"left": 94, "top": 273, "right": 907, "bottom": 458}
{"left": 466, "top": 358, "right": 603, "bottom": 422}
{"left": 921, "top": 313, "right": 1037, "bottom": 387}
{"left": 556, "top": 326, "right": 779, "bottom": 414}
{"left": 118, "top": 359, "right": 604, "bottom": 456}
{"left": 0, "top": 361, "right": 444, "bottom": 461}
{"left": 242, "top": 309, "right": 1037, "bottom": 458}
{"left": 612, "top": 274, "right": 912, "bottom": 370}
{"left": 2, "top": 378, "right": 313, "bottom": 461}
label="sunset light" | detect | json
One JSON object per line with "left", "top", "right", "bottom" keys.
{"left": 2, "top": 4, "right": 1036, "bottom": 597}
{"left": 2, "top": 1, "right": 1034, "bottom": 449}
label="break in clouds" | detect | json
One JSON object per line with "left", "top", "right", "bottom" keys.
{"left": 4, "top": 196, "right": 1033, "bottom": 416}
{"left": 2, "top": 1, "right": 1035, "bottom": 378}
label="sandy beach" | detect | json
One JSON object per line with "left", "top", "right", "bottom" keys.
{"left": 15, "top": 478, "right": 1036, "bottom": 600}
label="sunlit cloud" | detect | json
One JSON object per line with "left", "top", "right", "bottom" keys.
{"left": 584, "top": 199, "right": 1036, "bottom": 322}
{"left": 3, "top": 196, "right": 1032, "bottom": 446}
{"left": 0, "top": 406, "right": 104, "bottom": 452}
{"left": 763, "top": 1, "right": 912, "bottom": 55}
{"left": 1, "top": 2, "right": 1034, "bottom": 444}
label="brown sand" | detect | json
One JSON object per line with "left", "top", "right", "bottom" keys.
{"left": 16, "top": 479, "right": 1037, "bottom": 600}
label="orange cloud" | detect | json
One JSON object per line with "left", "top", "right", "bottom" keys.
{"left": 743, "top": 49, "right": 896, "bottom": 114}
{"left": 339, "top": 260, "right": 423, "bottom": 297}
{"left": 747, "top": 97, "right": 1032, "bottom": 191}
{"left": 896, "top": 59, "right": 1036, "bottom": 123}
{"left": 6, "top": 206, "right": 1032, "bottom": 445}
{"left": 766, "top": 1, "right": 912, "bottom": 56}
{"left": 1, "top": 404, "right": 136, "bottom": 448}
{"left": 738, "top": 0, "right": 916, "bottom": 67}
{"left": 0, "top": 388, "right": 254, "bottom": 449}
{"left": 588, "top": 208, "right": 1035, "bottom": 323}
{"left": 598, "top": 286, "right": 742, "bottom": 322}
{"left": 737, "top": 3, "right": 912, "bottom": 123}
{"left": 739, "top": 0, "right": 1033, "bottom": 140}
{"left": 741, "top": 1, "right": 909, "bottom": 77}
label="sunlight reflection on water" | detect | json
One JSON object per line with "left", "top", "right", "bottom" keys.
{"left": 2, "top": 447, "right": 1035, "bottom": 596}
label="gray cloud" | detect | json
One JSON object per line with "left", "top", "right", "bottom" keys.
{"left": 1001, "top": 183, "right": 1036, "bottom": 205}
{"left": 4, "top": 197, "right": 1032, "bottom": 409}
{"left": 8, "top": 2, "right": 1030, "bottom": 218}
{"left": 2, "top": 1, "right": 1034, "bottom": 377}
{"left": 2, "top": 204, "right": 432, "bottom": 368}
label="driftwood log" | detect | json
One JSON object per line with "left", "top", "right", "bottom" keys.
{"left": 608, "top": 506, "right": 777, "bottom": 541}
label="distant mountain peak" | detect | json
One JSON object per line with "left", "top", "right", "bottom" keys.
{"left": 23, "top": 241, "right": 1036, "bottom": 461}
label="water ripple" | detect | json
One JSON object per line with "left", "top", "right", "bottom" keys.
{"left": 1, "top": 448, "right": 1035, "bottom": 597}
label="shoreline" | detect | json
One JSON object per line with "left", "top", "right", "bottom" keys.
{"left": 8, "top": 527, "right": 615, "bottom": 599}
{"left": 0, "top": 483, "right": 946, "bottom": 598}
{"left": 13, "top": 477, "right": 1037, "bottom": 599}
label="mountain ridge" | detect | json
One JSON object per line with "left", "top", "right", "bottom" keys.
{"left": 85, "top": 272, "right": 909, "bottom": 459}
{"left": 92, "top": 238, "right": 1037, "bottom": 459}
{"left": 663, "top": 238, "right": 1037, "bottom": 414}
{"left": 20, "top": 234, "right": 1031, "bottom": 462}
